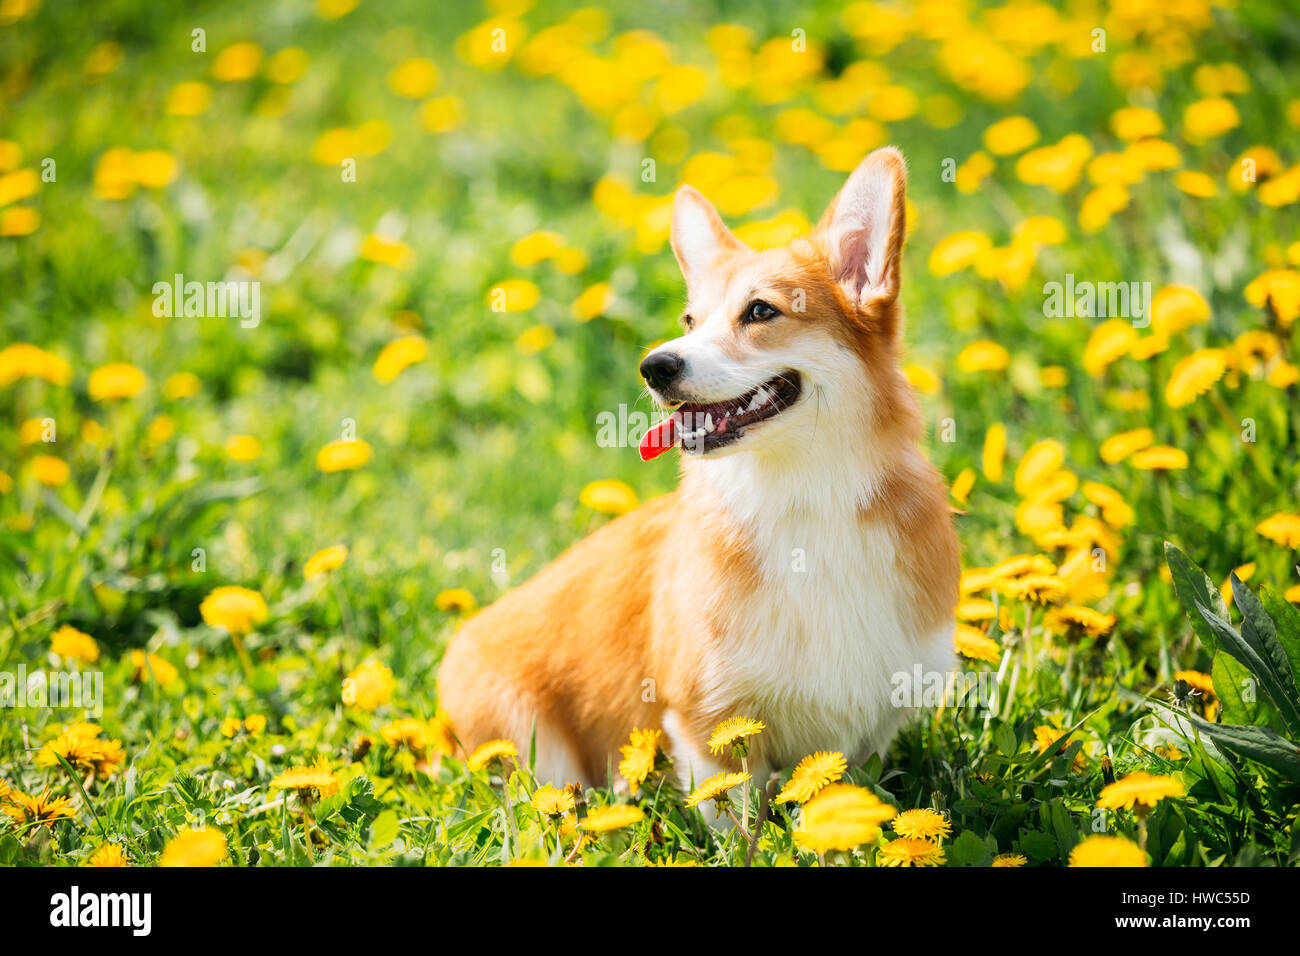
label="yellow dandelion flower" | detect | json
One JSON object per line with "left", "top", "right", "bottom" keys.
{"left": 223, "top": 434, "right": 261, "bottom": 462}
{"left": 487, "top": 278, "right": 540, "bottom": 312}
{"left": 271, "top": 758, "right": 339, "bottom": 797}
{"left": 343, "top": 659, "right": 395, "bottom": 711}
{"left": 1175, "top": 171, "right": 1217, "bottom": 198}
{"left": 435, "top": 588, "right": 478, "bottom": 614}
{"left": 212, "top": 42, "right": 262, "bottom": 82}
{"left": 85, "top": 843, "right": 129, "bottom": 867}
{"left": 685, "top": 771, "right": 751, "bottom": 809}
{"left": 1183, "top": 97, "right": 1239, "bottom": 143}
{"left": 618, "top": 727, "right": 664, "bottom": 795}
{"left": 388, "top": 57, "right": 440, "bottom": 98}
{"left": 775, "top": 751, "right": 847, "bottom": 804}
{"left": 1130, "top": 445, "right": 1188, "bottom": 471}
{"left": 303, "top": 544, "right": 349, "bottom": 580}
{"left": 955, "top": 624, "right": 1001, "bottom": 663}
{"left": 1044, "top": 605, "right": 1116, "bottom": 639}
{"left": 1099, "top": 428, "right": 1154, "bottom": 464}
{"left": 1069, "top": 834, "right": 1147, "bottom": 867}
{"left": 2, "top": 790, "right": 77, "bottom": 829}
{"left": 1256, "top": 513, "right": 1300, "bottom": 549}
{"left": 199, "top": 585, "right": 268, "bottom": 636}
{"left": 381, "top": 718, "right": 428, "bottom": 754}
{"left": 793, "top": 783, "right": 896, "bottom": 855}
{"left": 929, "top": 231, "right": 992, "bottom": 277}
{"left": 992, "top": 852, "right": 1027, "bottom": 867}
{"left": 707, "top": 716, "right": 766, "bottom": 757}
{"left": 532, "top": 784, "right": 576, "bottom": 818}
{"left": 163, "top": 371, "right": 200, "bottom": 399}
{"left": 892, "top": 808, "right": 952, "bottom": 841}
{"left": 51, "top": 625, "right": 99, "bottom": 663}
{"left": 166, "top": 81, "right": 211, "bottom": 116}
{"left": 578, "top": 479, "right": 639, "bottom": 516}
{"left": 580, "top": 804, "right": 644, "bottom": 832}
{"left": 1013, "top": 440, "right": 1064, "bottom": 495}
{"left": 372, "top": 335, "right": 427, "bottom": 384}
{"left": 31, "top": 455, "right": 70, "bottom": 487}
{"left": 1165, "top": 349, "right": 1227, "bottom": 407}
{"left": 572, "top": 282, "right": 615, "bottom": 321}
{"left": 130, "top": 650, "right": 178, "bottom": 686}
{"left": 879, "top": 836, "right": 946, "bottom": 866}
{"left": 983, "top": 115, "right": 1038, "bottom": 156}
{"left": 1174, "top": 670, "right": 1215, "bottom": 698}
{"left": 956, "top": 340, "right": 1009, "bottom": 373}
{"left": 1006, "top": 574, "right": 1067, "bottom": 605}
{"left": 467, "top": 738, "right": 518, "bottom": 772}
{"left": 88, "top": 363, "right": 146, "bottom": 400}
{"left": 159, "top": 827, "right": 228, "bottom": 867}
{"left": 316, "top": 439, "right": 373, "bottom": 473}
{"left": 1110, "top": 106, "right": 1164, "bottom": 142}
{"left": 1244, "top": 269, "right": 1300, "bottom": 327}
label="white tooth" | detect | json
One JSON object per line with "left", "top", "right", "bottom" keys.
{"left": 704, "top": 413, "right": 715, "bottom": 433}
{"left": 746, "top": 392, "right": 762, "bottom": 412}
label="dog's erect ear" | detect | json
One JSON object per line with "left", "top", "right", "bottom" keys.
{"left": 817, "top": 146, "right": 907, "bottom": 308}
{"left": 671, "top": 185, "right": 747, "bottom": 292}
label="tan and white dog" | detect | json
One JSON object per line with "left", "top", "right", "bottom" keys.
{"left": 438, "top": 146, "right": 960, "bottom": 789}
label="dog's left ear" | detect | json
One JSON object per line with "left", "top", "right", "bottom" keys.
{"left": 817, "top": 146, "right": 907, "bottom": 308}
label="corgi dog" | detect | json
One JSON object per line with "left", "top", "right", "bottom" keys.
{"left": 438, "top": 146, "right": 960, "bottom": 790}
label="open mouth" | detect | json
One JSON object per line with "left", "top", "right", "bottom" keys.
{"left": 639, "top": 371, "right": 802, "bottom": 460}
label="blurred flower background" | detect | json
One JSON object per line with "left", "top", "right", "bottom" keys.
{"left": 1, "top": 0, "right": 1299, "bottom": 866}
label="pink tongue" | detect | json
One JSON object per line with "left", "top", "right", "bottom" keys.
{"left": 639, "top": 416, "right": 678, "bottom": 461}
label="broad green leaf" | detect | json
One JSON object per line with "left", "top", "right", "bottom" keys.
{"left": 1187, "top": 714, "right": 1300, "bottom": 781}
{"left": 1195, "top": 600, "right": 1300, "bottom": 736}
{"left": 1212, "top": 651, "right": 1274, "bottom": 727}
{"left": 1230, "top": 573, "right": 1296, "bottom": 702}
{"left": 1260, "top": 584, "right": 1300, "bottom": 692}
{"left": 369, "top": 809, "right": 400, "bottom": 849}
{"left": 948, "top": 829, "right": 989, "bottom": 866}
{"left": 1165, "top": 542, "right": 1229, "bottom": 653}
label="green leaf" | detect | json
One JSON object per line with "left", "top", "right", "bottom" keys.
{"left": 1187, "top": 714, "right": 1300, "bottom": 781}
{"left": 948, "top": 829, "right": 990, "bottom": 866}
{"left": 994, "top": 722, "right": 1017, "bottom": 756}
{"left": 1260, "top": 584, "right": 1300, "bottom": 692}
{"left": 1018, "top": 829, "right": 1058, "bottom": 863}
{"left": 1195, "top": 600, "right": 1300, "bottom": 736}
{"left": 1213, "top": 651, "right": 1274, "bottom": 727}
{"left": 1165, "top": 542, "right": 1229, "bottom": 653}
{"left": 369, "top": 810, "right": 400, "bottom": 850}
{"left": 1230, "top": 573, "right": 1297, "bottom": 701}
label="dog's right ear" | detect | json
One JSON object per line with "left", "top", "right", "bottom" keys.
{"left": 671, "top": 185, "right": 746, "bottom": 293}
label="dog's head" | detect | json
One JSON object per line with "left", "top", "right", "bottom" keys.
{"left": 640, "top": 147, "right": 916, "bottom": 463}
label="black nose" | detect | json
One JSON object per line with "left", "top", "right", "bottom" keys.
{"left": 640, "top": 352, "right": 685, "bottom": 390}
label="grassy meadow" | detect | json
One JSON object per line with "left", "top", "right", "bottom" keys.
{"left": 2, "top": 0, "right": 1300, "bottom": 867}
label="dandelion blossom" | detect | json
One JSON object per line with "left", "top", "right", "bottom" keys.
{"left": 159, "top": 827, "right": 228, "bottom": 867}
{"left": 774, "top": 751, "right": 847, "bottom": 804}
{"left": 892, "top": 808, "right": 952, "bottom": 841}
{"left": 1096, "top": 772, "right": 1185, "bottom": 811}
{"left": 618, "top": 727, "right": 664, "bottom": 795}
{"left": 467, "top": 739, "right": 518, "bottom": 772}
{"left": 199, "top": 585, "right": 268, "bottom": 636}
{"left": 707, "top": 716, "right": 766, "bottom": 757}
{"left": 793, "top": 784, "right": 896, "bottom": 854}
{"left": 879, "top": 836, "right": 946, "bottom": 866}
{"left": 1069, "top": 834, "right": 1147, "bottom": 867}
{"left": 303, "top": 544, "right": 349, "bottom": 580}
{"left": 684, "top": 771, "right": 750, "bottom": 809}
{"left": 580, "top": 804, "right": 644, "bottom": 832}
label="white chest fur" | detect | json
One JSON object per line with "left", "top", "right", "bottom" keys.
{"left": 688, "top": 458, "right": 954, "bottom": 767}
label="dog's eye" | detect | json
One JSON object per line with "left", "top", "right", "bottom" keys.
{"left": 682, "top": 314, "right": 695, "bottom": 331}
{"left": 744, "top": 300, "right": 779, "bottom": 323}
